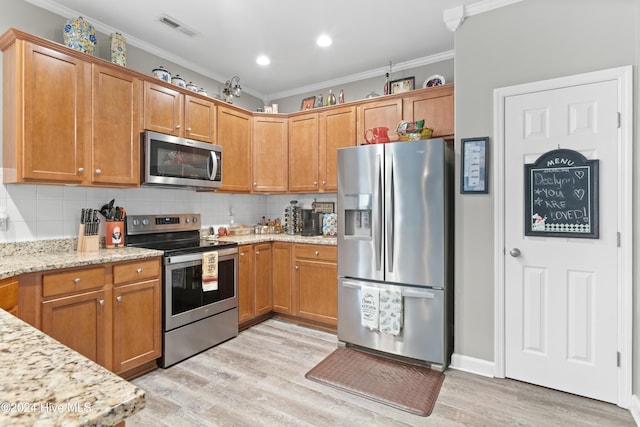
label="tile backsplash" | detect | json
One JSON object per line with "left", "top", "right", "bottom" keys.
{"left": 0, "top": 168, "right": 336, "bottom": 243}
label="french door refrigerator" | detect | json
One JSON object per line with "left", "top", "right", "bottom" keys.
{"left": 337, "top": 138, "right": 453, "bottom": 369}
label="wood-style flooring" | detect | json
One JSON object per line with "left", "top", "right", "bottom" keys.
{"left": 127, "top": 319, "right": 634, "bottom": 426}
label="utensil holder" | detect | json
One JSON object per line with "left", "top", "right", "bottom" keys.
{"left": 77, "top": 224, "right": 99, "bottom": 252}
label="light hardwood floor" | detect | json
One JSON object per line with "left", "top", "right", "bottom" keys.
{"left": 127, "top": 319, "right": 634, "bottom": 426}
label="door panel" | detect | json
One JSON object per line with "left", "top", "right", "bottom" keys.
{"left": 504, "top": 80, "right": 619, "bottom": 403}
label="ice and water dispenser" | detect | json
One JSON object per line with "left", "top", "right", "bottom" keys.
{"left": 342, "top": 194, "right": 372, "bottom": 238}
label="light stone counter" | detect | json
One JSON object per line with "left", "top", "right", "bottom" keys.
{"left": 0, "top": 239, "right": 163, "bottom": 280}
{"left": 215, "top": 233, "right": 337, "bottom": 246}
{"left": 0, "top": 308, "right": 145, "bottom": 426}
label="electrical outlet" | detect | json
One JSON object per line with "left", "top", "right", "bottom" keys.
{"left": 0, "top": 209, "right": 8, "bottom": 231}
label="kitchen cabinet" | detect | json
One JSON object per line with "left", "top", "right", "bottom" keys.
{"left": 238, "top": 244, "right": 273, "bottom": 326}
{"left": 218, "top": 105, "right": 253, "bottom": 192}
{"left": 143, "top": 81, "right": 217, "bottom": 143}
{"left": 293, "top": 244, "right": 337, "bottom": 327}
{"left": 402, "top": 84, "right": 454, "bottom": 138}
{"left": 272, "top": 242, "right": 292, "bottom": 314}
{"left": 0, "top": 277, "right": 19, "bottom": 317}
{"left": 319, "top": 106, "right": 357, "bottom": 192}
{"left": 288, "top": 112, "right": 319, "bottom": 192}
{"left": 92, "top": 64, "right": 142, "bottom": 186}
{"left": 252, "top": 115, "right": 288, "bottom": 193}
{"left": 112, "top": 258, "right": 162, "bottom": 376}
{"left": 356, "top": 97, "right": 403, "bottom": 144}
{"left": 1, "top": 37, "right": 91, "bottom": 185}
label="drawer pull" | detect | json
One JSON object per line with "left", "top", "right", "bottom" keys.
{"left": 137, "top": 268, "right": 143, "bottom": 273}
{"left": 74, "top": 278, "right": 81, "bottom": 284}
{"left": 99, "top": 299, "right": 105, "bottom": 306}
{"left": 116, "top": 296, "right": 123, "bottom": 302}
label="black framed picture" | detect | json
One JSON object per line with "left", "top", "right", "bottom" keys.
{"left": 389, "top": 76, "right": 415, "bottom": 94}
{"left": 461, "top": 137, "right": 489, "bottom": 194}
{"left": 300, "top": 96, "right": 315, "bottom": 111}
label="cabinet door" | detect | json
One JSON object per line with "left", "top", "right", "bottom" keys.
{"left": 185, "top": 94, "right": 216, "bottom": 143}
{"left": 22, "top": 42, "right": 91, "bottom": 183}
{"left": 42, "top": 290, "right": 107, "bottom": 366}
{"left": 218, "top": 106, "right": 252, "bottom": 192}
{"left": 92, "top": 64, "right": 142, "bottom": 186}
{"left": 238, "top": 245, "right": 255, "bottom": 323}
{"left": 254, "top": 243, "right": 273, "bottom": 316}
{"left": 252, "top": 116, "right": 288, "bottom": 193}
{"left": 272, "top": 242, "right": 292, "bottom": 314}
{"left": 319, "top": 106, "right": 356, "bottom": 192}
{"left": 295, "top": 259, "right": 338, "bottom": 326}
{"left": 288, "top": 113, "right": 319, "bottom": 192}
{"left": 112, "top": 278, "right": 161, "bottom": 374}
{"left": 356, "top": 98, "right": 403, "bottom": 143}
{"left": 143, "top": 81, "right": 184, "bottom": 136}
{"left": 0, "top": 277, "right": 18, "bottom": 317}
{"left": 403, "top": 85, "right": 454, "bottom": 138}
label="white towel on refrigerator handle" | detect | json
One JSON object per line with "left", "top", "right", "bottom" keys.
{"left": 360, "top": 286, "right": 379, "bottom": 330}
{"left": 379, "top": 289, "right": 403, "bottom": 336}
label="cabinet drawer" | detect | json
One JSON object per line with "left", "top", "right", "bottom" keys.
{"left": 113, "top": 258, "right": 161, "bottom": 285}
{"left": 0, "top": 278, "right": 18, "bottom": 311}
{"left": 294, "top": 244, "right": 336, "bottom": 262}
{"left": 42, "top": 267, "right": 105, "bottom": 298}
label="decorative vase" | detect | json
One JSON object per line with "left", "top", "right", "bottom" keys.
{"left": 63, "top": 16, "right": 97, "bottom": 55}
{"left": 110, "top": 32, "right": 126, "bottom": 66}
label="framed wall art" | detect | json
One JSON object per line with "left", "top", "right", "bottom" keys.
{"left": 389, "top": 76, "right": 415, "bottom": 94}
{"left": 301, "top": 96, "right": 315, "bottom": 111}
{"left": 461, "top": 137, "right": 489, "bottom": 194}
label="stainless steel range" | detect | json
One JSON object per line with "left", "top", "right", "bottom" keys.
{"left": 125, "top": 213, "right": 238, "bottom": 368}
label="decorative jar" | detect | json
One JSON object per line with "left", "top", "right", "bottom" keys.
{"left": 186, "top": 81, "right": 198, "bottom": 92}
{"left": 110, "top": 32, "right": 126, "bottom": 66}
{"left": 152, "top": 66, "right": 171, "bottom": 83}
{"left": 171, "top": 74, "right": 186, "bottom": 88}
{"left": 63, "top": 17, "right": 97, "bottom": 55}
{"left": 197, "top": 87, "right": 208, "bottom": 96}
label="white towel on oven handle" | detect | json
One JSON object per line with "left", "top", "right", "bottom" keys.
{"left": 202, "top": 251, "right": 219, "bottom": 292}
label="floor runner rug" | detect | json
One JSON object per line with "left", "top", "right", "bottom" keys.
{"left": 305, "top": 347, "right": 445, "bottom": 416}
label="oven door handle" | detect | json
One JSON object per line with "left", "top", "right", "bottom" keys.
{"left": 166, "top": 252, "right": 204, "bottom": 265}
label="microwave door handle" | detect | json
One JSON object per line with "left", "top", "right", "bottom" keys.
{"left": 208, "top": 151, "right": 218, "bottom": 180}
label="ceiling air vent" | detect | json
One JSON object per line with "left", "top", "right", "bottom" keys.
{"left": 159, "top": 14, "right": 197, "bottom": 37}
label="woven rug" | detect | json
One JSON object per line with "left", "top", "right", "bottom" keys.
{"left": 305, "top": 347, "right": 445, "bottom": 416}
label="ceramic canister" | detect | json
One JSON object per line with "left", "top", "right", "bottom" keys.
{"left": 171, "top": 74, "right": 186, "bottom": 88}
{"left": 110, "top": 32, "right": 126, "bottom": 66}
{"left": 63, "top": 16, "right": 97, "bottom": 55}
{"left": 152, "top": 66, "right": 171, "bottom": 83}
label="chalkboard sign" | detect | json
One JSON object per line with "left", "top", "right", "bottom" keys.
{"left": 525, "top": 149, "right": 599, "bottom": 238}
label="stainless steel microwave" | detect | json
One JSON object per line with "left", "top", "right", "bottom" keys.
{"left": 141, "top": 131, "right": 222, "bottom": 190}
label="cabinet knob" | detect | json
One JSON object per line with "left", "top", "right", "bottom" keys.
{"left": 253, "top": 182, "right": 257, "bottom": 186}
{"left": 240, "top": 253, "right": 245, "bottom": 256}
{"left": 116, "top": 296, "right": 123, "bottom": 302}
{"left": 315, "top": 251, "right": 319, "bottom": 256}
{"left": 175, "top": 124, "right": 181, "bottom": 129}
{"left": 186, "top": 127, "right": 192, "bottom": 132}
{"left": 137, "top": 268, "right": 143, "bottom": 273}
{"left": 95, "top": 169, "right": 102, "bottom": 175}
{"left": 74, "top": 278, "right": 81, "bottom": 284}
{"left": 295, "top": 265, "right": 299, "bottom": 270}
{"left": 99, "top": 299, "right": 104, "bottom": 306}
{"left": 78, "top": 168, "right": 84, "bottom": 173}
{"left": 322, "top": 180, "right": 326, "bottom": 185}
{"left": 256, "top": 251, "right": 260, "bottom": 255}
{"left": 313, "top": 181, "right": 318, "bottom": 185}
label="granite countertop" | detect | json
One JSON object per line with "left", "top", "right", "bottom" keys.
{"left": 216, "top": 233, "right": 337, "bottom": 246}
{"left": 0, "top": 239, "right": 163, "bottom": 280}
{"left": 0, "top": 309, "right": 145, "bottom": 426}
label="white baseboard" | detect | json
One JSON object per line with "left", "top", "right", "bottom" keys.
{"left": 630, "top": 395, "right": 640, "bottom": 426}
{"left": 449, "top": 353, "right": 495, "bottom": 378}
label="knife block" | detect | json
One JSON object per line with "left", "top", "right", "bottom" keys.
{"left": 77, "top": 224, "right": 99, "bottom": 252}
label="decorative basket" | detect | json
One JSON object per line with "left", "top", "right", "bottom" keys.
{"left": 396, "top": 121, "right": 433, "bottom": 141}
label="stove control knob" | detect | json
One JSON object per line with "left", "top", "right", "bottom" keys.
{"left": 132, "top": 219, "right": 140, "bottom": 226}
{"left": 185, "top": 218, "right": 191, "bottom": 224}
{"left": 142, "top": 218, "right": 149, "bottom": 226}
{"left": 192, "top": 217, "right": 198, "bottom": 224}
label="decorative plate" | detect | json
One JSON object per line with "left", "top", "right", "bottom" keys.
{"left": 423, "top": 74, "right": 445, "bottom": 88}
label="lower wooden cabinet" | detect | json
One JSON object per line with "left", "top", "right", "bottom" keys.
{"left": 272, "top": 242, "right": 292, "bottom": 314}
{"left": 0, "top": 276, "right": 19, "bottom": 316}
{"left": 238, "top": 244, "right": 273, "bottom": 326}
{"left": 293, "top": 244, "right": 338, "bottom": 326}
{"left": 19, "top": 257, "right": 162, "bottom": 378}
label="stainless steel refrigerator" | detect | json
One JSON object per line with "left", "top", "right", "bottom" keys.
{"left": 337, "top": 138, "right": 453, "bottom": 369}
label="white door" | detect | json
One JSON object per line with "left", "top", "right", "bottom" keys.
{"left": 504, "top": 80, "right": 620, "bottom": 403}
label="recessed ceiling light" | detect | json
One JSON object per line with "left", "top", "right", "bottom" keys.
{"left": 316, "top": 34, "right": 332, "bottom": 47}
{"left": 256, "top": 55, "right": 270, "bottom": 66}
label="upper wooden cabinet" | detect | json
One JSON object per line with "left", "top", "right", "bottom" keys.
{"left": 288, "top": 112, "right": 319, "bottom": 192}
{"left": 402, "top": 84, "right": 454, "bottom": 138}
{"left": 356, "top": 98, "right": 403, "bottom": 144}
{"left": 218, "top": 105, "right": 253, "bottom": 192}
{"left": 319, "top": 106, "right": 357, "bottom": 192}
{"left": 252, "top": 115, "right": 288, "bottom": 193}
{"left": 143, "top": 81, "right": 217, "bottom": 143}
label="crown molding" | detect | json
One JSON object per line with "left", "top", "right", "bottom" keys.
{"left": 443, "top": 0, "right": 524, "bottom": 32}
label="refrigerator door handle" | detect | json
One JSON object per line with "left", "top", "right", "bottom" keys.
{"left": 402, "top": 289, "right": 436, "bottom": 299}
{"left": 341, "top": 281, "right": 362, "bottom": 290}
{"left": 374, "top": 154, "right": 383, "bottom": 271}
{"left": 387, "top": 154, "right": 395, "bottom": 272}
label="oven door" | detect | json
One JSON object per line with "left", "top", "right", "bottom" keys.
{"left": 164, "top": 247, "right": 238, "bottom": 331}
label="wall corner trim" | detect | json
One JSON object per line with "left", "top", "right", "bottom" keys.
{"left": 443, "top": 0, "right": 524, "bottom": 32}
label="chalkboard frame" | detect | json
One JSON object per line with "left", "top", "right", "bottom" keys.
{"left": 524, "top": 149, "right": 599, "bottom": 239}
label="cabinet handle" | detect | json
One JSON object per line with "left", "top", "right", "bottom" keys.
{"left": 137, "top": 268, "right": 143, "bottom": 273}
{"left": 313, "top": 181, "right": 318, "bottom": 185}
{"left": 322, "top": 180, "right": 326, "bottom": 185}
{"left": 295, "top": 265, "right": 299, "bottom": 270}
{"left": 256, "top": 251, "right": 260, "bottom": 255}
{"left": 116, "top": 296, "right": 123, "bottom": 302}
{"left": 78, "top": 168, "right": 84, "bottom": 173}
{"left": 253, "top": 182, "right": 257, "bottom": 186}
{"left": 99, "top": 299, "right": 104, "bottom": 306}
{"left": 74, "top": 278, "right": 81, "bottom": 284}
{"left": 95, "top": 169, "right": 102, "bottom": 175}
{"left": 315, "top": 251, "right": 320, "bottom": 256}
{"left": 175, "top": 124, "right": 181, "bottom": 129}
{"left": 240, "top": 253, "right": 245, "bottom": 256}
{"left": 186, "top": 127, "right": 192, "bottom": 131}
